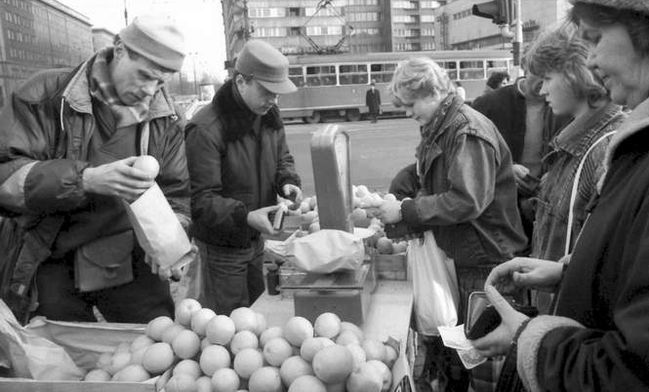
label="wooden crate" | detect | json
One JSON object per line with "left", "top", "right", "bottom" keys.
{"left": 373, "top": 252, "right": 408, "bottom": 280}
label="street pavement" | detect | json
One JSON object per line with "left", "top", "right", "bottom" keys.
{"left": 284, "top": 117, "right": 421, "bottom": 197}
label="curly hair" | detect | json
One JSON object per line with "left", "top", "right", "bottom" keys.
{"left": 526, "top": 24, "right": 608, "bottom": 106}
{"left": 486, "top": 71, "right": 510, "bottom": 90}
{"left": 570, "top": 3, "right": 649, "bottom": 56}
{"left": 388, "top": 57, "right": 456, "bottom": 106}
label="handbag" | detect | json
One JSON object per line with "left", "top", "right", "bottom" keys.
{"left": 408, "top": 230, "right": 460, "bottom": 336}
{"left": 74, "top": 231, "right": 134, "bottom": 292}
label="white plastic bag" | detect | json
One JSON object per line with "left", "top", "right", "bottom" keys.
{"left": 408, "top": 231, "right": 460, "bottom": 336}
{"left": 0, "top": 300, "right": 83, "bottom": 380}
{"left": 287, "top": 229, "right": 365, "bottom": 273}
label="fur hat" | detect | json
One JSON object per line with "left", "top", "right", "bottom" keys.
{"left": 569, "top": 0, "right": 649, "bottom": 15}
{"left": 235, "top": 40, "right": 297, "bottom": 95}
{"left": 119, "top": 15, "right": 186, "bottom": 72}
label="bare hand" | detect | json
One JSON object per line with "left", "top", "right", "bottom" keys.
{"left": 378, "top": 200, "right": 402, "bottom": 224}
{"left": 247, "top": 205, "right": 281, "bottom": 235}
{"left": 512, "top": 163, "right": 529, "bottom": 184}
{"left": 82, "top": 157, "right": 155, "bottom": 202}
{"left": 282, "top": 184, "right": 303, "bottom": 204}
{"left": 147, "top": 244, "right": 197, "bottom": 282}
{"left": 485, "top": 257, "right": 565, "bottom": 294}
{"left": 471, "top": 285, "right": 530, "bottom": 357}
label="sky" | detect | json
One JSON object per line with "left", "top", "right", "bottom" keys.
{"left": 58, "top": 0, "right": 228, "bottom": 81}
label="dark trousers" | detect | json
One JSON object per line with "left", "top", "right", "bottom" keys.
{"left": 369, "top": 111, "right": 379, "bottom": 123}
{"left": 35, "top": 255, "right": 174, "bottom": 323}
{"left": 195, "top": 238, "right": 265, "bottom": 316}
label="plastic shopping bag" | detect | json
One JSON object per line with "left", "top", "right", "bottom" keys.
{"left": 287, "top": 229, "right": 365, "bottom": 273}
{"left": 408, "top": 231, "right": 460, "bottom": 336}
{"left": 0, "top": 300, "right": 83, "bottom": 380}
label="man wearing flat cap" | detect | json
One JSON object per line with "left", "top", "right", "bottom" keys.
{"left": 0, "top": 15, "right": 192, "bottom": 323}
{"left": 185, "top": 40, "right": 302, "bottom": 314}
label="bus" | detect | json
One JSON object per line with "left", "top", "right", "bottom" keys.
{"left": 280, "top": 50, "right": 513, "bottom": 123}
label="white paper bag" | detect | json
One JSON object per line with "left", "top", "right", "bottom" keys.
{"left": 125, "top": 183, "right": 192, "bottom": 269}
{"left": 408, "top": 231, "right": 460, "bottom": 336}
{"left": 287, "top": 229, "right": 365, "bottom": 273}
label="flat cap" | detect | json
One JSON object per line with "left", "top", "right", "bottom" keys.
{"left": 235, "top": 40, "right": 297, "bottom": 95}
{"left": 120, "top": 15, "right": 186, "bottom": 72}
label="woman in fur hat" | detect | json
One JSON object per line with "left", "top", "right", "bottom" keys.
{"left": 471, "top": 1, "right": 649, "bottom": 391}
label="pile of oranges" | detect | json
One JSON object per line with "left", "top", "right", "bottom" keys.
{"left": 83, "top": 299, "right": 398, "bottom": 392}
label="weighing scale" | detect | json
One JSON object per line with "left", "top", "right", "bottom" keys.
{"left": 279, "top": 124, "right": 376, "bottom": 325}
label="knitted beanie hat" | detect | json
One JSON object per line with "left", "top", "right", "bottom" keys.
{"left": 119, "top": 15, "right": 186, "bottom": 72}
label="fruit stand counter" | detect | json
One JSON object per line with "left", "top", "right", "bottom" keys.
{"left": 251, "top": 280, "right": 415, "bottom": 368}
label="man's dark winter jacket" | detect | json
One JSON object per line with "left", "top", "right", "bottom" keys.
{"left": 185, "top": 79, "right": 301, "bottom": 248}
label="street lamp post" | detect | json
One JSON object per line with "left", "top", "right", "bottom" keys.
{"left": 191, "top": 52, "right": 199, "bottom": 98}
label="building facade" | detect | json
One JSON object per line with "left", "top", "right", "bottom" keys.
{"left": 92, "top": 27, "right": 115, "bottom": 52}
{"left": 0, "top": 0, "right": 93, "bottom": 108}
{"left": 434, "top": 0, "right": 571, "bottom": 50}
{"left": 221, "top": 0, "right": 440, "bottom": 62}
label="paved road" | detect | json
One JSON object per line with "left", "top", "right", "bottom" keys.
{"left": 284, "top": 118, "right": 421, "bottom": 197}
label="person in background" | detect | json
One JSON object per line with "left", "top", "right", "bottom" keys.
{"left": 0, "top": 16, "right": 191, "bottom": 323}
{"left": 472, "top": 65, "right": 571, "bottom": 248}
{"left": 379, "top": 57, "right": 527, "bottom": 392}
{"left": 483, "top": 71, "right": 510, "bottom": 95}
{"left": 472, "top": 1, "right": 649, "bottom": 390}
{"left": 455, "top": 81, "right": 467, "bottom": 101}
{"left": 366, "top": 79, "right": 382, "bottom": 123}
{"left": 185, "top": 40, "right": 302, "bottom": 316}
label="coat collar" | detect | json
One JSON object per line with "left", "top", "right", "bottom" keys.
{"left": 605, "top": 97, "right": 649, "bottom": 168}
{"left": 551, "top": 102, "right": 622, "bottom": 157}
{"left": 211, "top": 79, "right": 283, "bottom": 141}
{"left": 60, "top": 49, "right": 176, "bottom": 120}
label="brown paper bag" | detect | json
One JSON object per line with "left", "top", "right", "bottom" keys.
{"left": 124, "top": 183, "right": 192, "bottom": 269}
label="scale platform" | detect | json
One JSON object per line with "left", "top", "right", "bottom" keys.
{"left": 280, "top": 263, "right": 377, "bottom": 325}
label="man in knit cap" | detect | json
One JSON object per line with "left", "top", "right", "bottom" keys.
{"left": 185, "top": 40, "right": 302, "bottom": 315}
{"left": 0, "top": 15, "right": 191, "bottom": 323}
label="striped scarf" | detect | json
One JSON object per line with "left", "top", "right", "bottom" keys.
{"left": 89, "top": 47, "right": 150, "bottom": 128}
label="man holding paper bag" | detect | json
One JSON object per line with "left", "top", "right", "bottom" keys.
{"left": 0, "top": 16, "right": 191, "bottom": 323}
{"left": 185, "top": 40, "right": 302, "bottom": 315}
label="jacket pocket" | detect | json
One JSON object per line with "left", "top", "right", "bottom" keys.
{"left": 74, "top": 231, "right": 134, "bottom": 292}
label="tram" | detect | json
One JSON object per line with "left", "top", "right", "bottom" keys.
{"left": 280, "top": 49, "right": 513, "bottom": 123}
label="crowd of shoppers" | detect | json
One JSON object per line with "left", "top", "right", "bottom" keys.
{"left": 1, "top": 1, "right": 649, "bottom": 391}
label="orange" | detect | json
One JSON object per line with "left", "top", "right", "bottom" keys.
{"left": 146, "top": 316, "right": 174, "bottom": 341}
{"left": 288, "top": 375, "right": 326, "bottom": 392}
{"left": 248, "top": 366, "right": 282, "bottom": 392}
{"left": 299, "top": 337, "right": 335, "bottom": 362}
{"left": 283, "top": 316, "right": 314, "bottom": 347}
{"left": 173, "top": 359, "right": 202, "bottom": 379}
{"left": 206, "top": 315, "right": 236, "bottom": 345}
{"left": 230, "top": 307, "right": 258, "bottom": 332}
{"left": 233, "top": 348, "right": 264, "bottom": 379}
{"left": 191, "top": 308, "right": 217, "bottom": 337}
{"left": 259, "top": 326, "right": 284, "bottom": 348}
{"left": 262, "top": 337, "right": 293, "bottom": 367}
{"left": 314, "top": 312, "right": 342, "bottom": 339}
{"left": 211, "top": 367, "right": 240, "bottom": 392}
{"left": 230, "top": 330, "right": 259, "bottom": 355}
{"left": 142, "top": 342, "right": 175, "bottom": 375}
{"left": 199, "top": 344, "right": 231, "bottom": 376}
{"left": 111, "top": 364, "right": 151, "bottom": 382}
{"left": 172, "top": 329, "right": 201, "bottom": 359}
{"left": 279, "top": 355, "right": 314, "bottom": 387}
{"left": 312, "top": 345, "right": 354, "bottom": 383}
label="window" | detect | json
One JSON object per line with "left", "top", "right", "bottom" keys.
{"left": 289, "top": 66, "right": 305, "bottom": 87}
{"left": 339, "top": 64, "right": 368, "bottom": 85}
{"left": 370, "top": 63, "right": 397, "bottom": 83}
{"left": 459, "top": 60, "right": 485, "bottom": 80}
{"left": 289, "top": 27, "right": 301, "bottom": 36}
{"left": 288, "top": 7, "right": 301, "bottom": 17}
{"left": 306, "top": 65, "right": 336, "bottom": 87}
{"left": 421, "top": 14, "right": 435, "bottom": 22}
{"left": 439, "top": 61, "right": 458, "bottom": 80}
